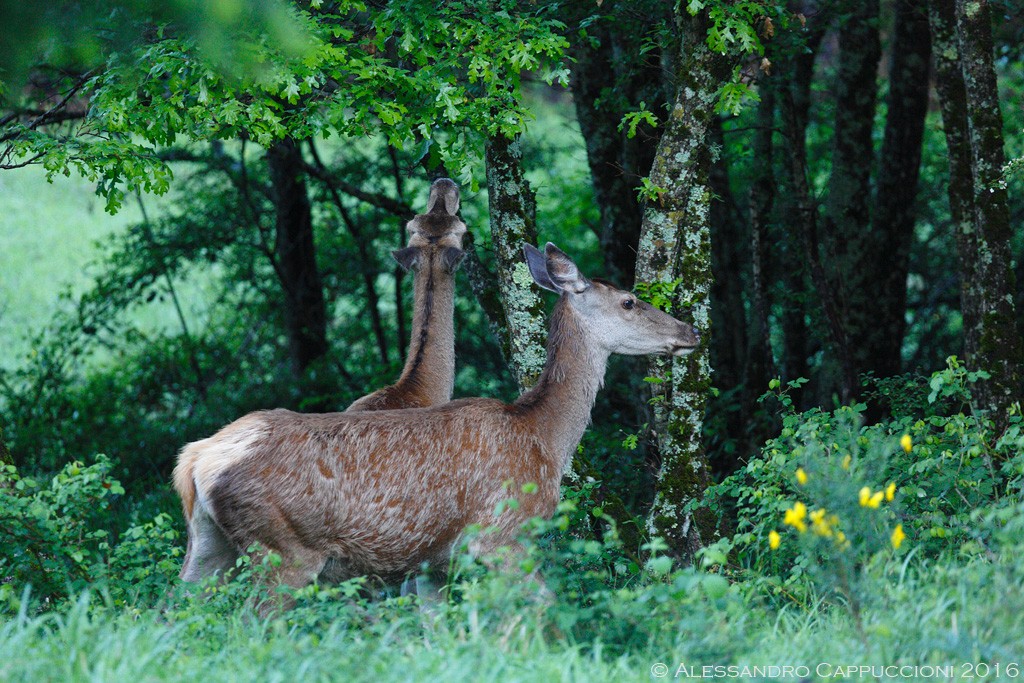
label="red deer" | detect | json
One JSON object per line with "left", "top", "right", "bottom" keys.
{"left": 347, "top": 178, "right": 465, "bottom": 412}
{"left": 172, "top": 243, "right": 700, "bottom": 594}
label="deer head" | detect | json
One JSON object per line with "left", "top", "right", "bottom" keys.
{"left": 393, "top": 178, "right": 466, "bottom": 274}
{"left": 524, "top": 242, "right": 700, "bottom": 357}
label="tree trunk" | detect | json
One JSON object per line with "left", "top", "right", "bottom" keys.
{"left": 865, "top": 0, "right": 932, "bottom": 383}
{"left": 747, "top": 81, "right": 776, "bottom": 398}
{"left": 267, "top": 138, "right": 329, "bottom": 380}
{"left": 942, "top": 0, "right": 1021, "bottom": 419}
{"left": 775, "top": 13, "right": 828, "bottom": 405}
{"left": 0, "top": 429, "right": 11, "bottom": 467}
{"left": 708, "top": 116, "right": 748, "bottom": 474}
{"left": 484, "top": 133, "right": 547, "bottom": 391}
{"left": 929, "top": 0, "right": 978, "bottom": 357}
{"left": 824, "top": 0, "right": 881, "bottom": 400}
{"left": 634, "top": 8, "right": 725, "bottom": 564}
{"left": 568, "top": 2, "right": 670, "bottom": 287}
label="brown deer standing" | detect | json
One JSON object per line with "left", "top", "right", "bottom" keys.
{"left": 346, "top": 177, "right": 465, "bottom": 412}
{"left": 172, "top": 243, "right": 699, "bottom": 594}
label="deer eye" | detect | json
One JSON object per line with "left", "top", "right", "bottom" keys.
{"left": 621, "top": 298, "right": 635, "bottom": 310}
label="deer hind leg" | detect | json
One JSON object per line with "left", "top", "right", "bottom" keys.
{"left": 469, "top": 536, "right": 552, "bottom": 601}
{"left": 399, "top": 571, "right": 445, "bottom": 604}
{"left": 253, "top": 547, "right": 327, "bottom": 615}
{"left": 180, "top": 502, "right": 240, "bottom": 582}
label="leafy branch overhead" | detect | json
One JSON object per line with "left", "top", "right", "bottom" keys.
{"left": 2, "top": 0, "right": 570, "bottom": 211}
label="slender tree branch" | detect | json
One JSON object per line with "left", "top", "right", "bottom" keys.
{"left": 301, "top": 158, "right": 414, "bottom": 219}
{"left": 307, "top": 140, "right": 390, "bottom": 365}
{"left": 387, "top": 145, "right": 409, "bottom": 357}
{"left": 134, "top": 191, "right": 208, "bottom": 401}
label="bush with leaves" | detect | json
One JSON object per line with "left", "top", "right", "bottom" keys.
{"left": 100, "top": 512, "right": 184, "bottom": 609}
{"left": 0, "top": 455, "right": 124, "bottom": 609}
{"left": 707, "top": 358, "right": 1024, "bottom": 612}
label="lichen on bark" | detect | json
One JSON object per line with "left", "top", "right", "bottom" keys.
{"left": 484, "top": 133, "right": 547, "bottom": 391}
{"left": 634, "top": 8, "right": 727, "bottom": 564}
{"left": 931, "top": 0, "right": 1022, "bottom": 422}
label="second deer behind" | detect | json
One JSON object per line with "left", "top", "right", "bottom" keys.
{"left": 346, "top": 177, "right": 466, "bottom": 412}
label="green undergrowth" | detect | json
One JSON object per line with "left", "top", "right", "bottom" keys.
{"left": 2, "top": 360, "right": 1023, "bottom": 681}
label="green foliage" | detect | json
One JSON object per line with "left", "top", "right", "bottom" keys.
{"left": 4, "top": 1, "right": 570, "bottom": 210}
{"left": 685, "top": 0, "right": 781, "bottom": 115}
{"left": 707, "top": 360, "right": 1024, "bottom": 617}
{"left": 618, "top": 102, "right": 658, "bottom": 139}
{"left": 102, "top": 512, "right": 184, "bottom": 609}
{"left": 2, "top": 464, "right": 1023, "bottom": 680}
{"left": 634, "top": 278, "right": 683, "bottom": 313}
{"left": 634, "top": 176, "right": 667, "bottom": 203}
{"left": 0, "top": 456, "right": 124, "bottom": 606}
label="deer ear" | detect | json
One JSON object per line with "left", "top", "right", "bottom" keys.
{"left": 392, "top": 247, "right": 420, "bottom": 271}
{"left": 544, "top": 243, "right": 591, "bottom": 294}
{"left": 524, "top": 243, "right": 559, "bottom": 293}
{"left": 426, "top": 178, "right": 460, "bottom": 215}
{"left": 441, "top": 247, "right": 466, "bottom": 273}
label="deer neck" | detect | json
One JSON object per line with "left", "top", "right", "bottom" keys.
{"left": 514, "top": 297, "right": 609, "bottom": 474}
{"left": 397, "top": 251, "right": 456, "bottom": 404}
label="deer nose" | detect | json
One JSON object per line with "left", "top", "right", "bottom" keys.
{"left": 692, "top": 326, "right": 701, "bottom": 341}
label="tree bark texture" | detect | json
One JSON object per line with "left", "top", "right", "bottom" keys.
{"left": 568, "top": 1, "right": 671, "bottom": 288}
{"left": 775, "top": 14, "right": 828, "bottom": 403}
{"left": 868, "top": 0, "right": 932, "bottom": 380}
{"left": 484, "top": 133, "right": 547, "bottom": 392}
{"left": 929, "top": 0, "right": 979, "bottom": 358}
{"left": 937, "top": 0, "right": 1022, "bottom": 418}
{"left": 823, "top": 0, "right": 881, "bottom": 399}
{"left": 708, "top": 116, "right": 749, "bottom": 474}
{"left": 747, "top": 81, "right": 776, "bottom": 398}
{"left": 634, "top": 8, "right": 726, "bottom": 564}
{"left": 267, "top": 138, "right": 329, "bottom": 379}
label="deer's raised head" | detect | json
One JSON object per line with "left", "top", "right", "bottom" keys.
{"left": 394, "top": 178, "right": 466, "bottom": 273}
{"left": 524, "top": 242, "right": 700, "bottom": 357}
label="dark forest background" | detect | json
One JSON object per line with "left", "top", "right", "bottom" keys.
{"left": 1, "top": 2, "right": 1024, "bottom": 673}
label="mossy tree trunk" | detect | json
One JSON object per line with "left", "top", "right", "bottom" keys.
{"left": 775, "top": 10, "right": 828, "bottom": 408}
{"left": 484, "top": 133, "right": 547, "bottom": 392}
{"left": 930, "top": 0, "right": 1022, "bottom": 422}
{"left": 634, "top": 7, "right": 727, "bottom": 564}
{"left": 823, "top": 0, "right": 881, "bottom": 401}
{"left": 929, "top": 0, "right": 978, "bottom": 357}
{"left": 868, "top": 0, "right": 932, "bottom": 383}
{"left": 956, "top": 0, "right": 1022, "bottom": 419}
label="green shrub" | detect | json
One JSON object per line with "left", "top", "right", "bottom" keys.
{"left": 707, "top": 359, "right": 1024, "bottom": 613}
{"left": 101, "top": 512, "right": 184, "bottom": 609}
{"left": 0, "top": 455, "right": 124, "bottom": 608}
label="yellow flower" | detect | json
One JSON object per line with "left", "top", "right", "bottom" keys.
{"left": 841, "top": 454, "right": 852, "bottom": 470}
{"left": 900, "top": 434, "right": 913, "bottom": 453}
{"left": 768, "top": 530, "right": 781, "bottom": 550}
{"left": 835, "top": 530, "right": 851, "bottom": 549}
{"left": 783, "top": 502, "right": 808, "bottom": 533}
{"left": 885, "top": 482, "right": 896, "bottom": 501}
{"left": 809, "top": 508, "right": 834, "bottom": 537}
{"left": 859, "top": 486, "right": 883, "bottom": 508}
{"left": 891, "top": 524, "right": 906, "bottom": 549}
{"left": 796, "top": 468, "right": 808, "bottom": 485}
